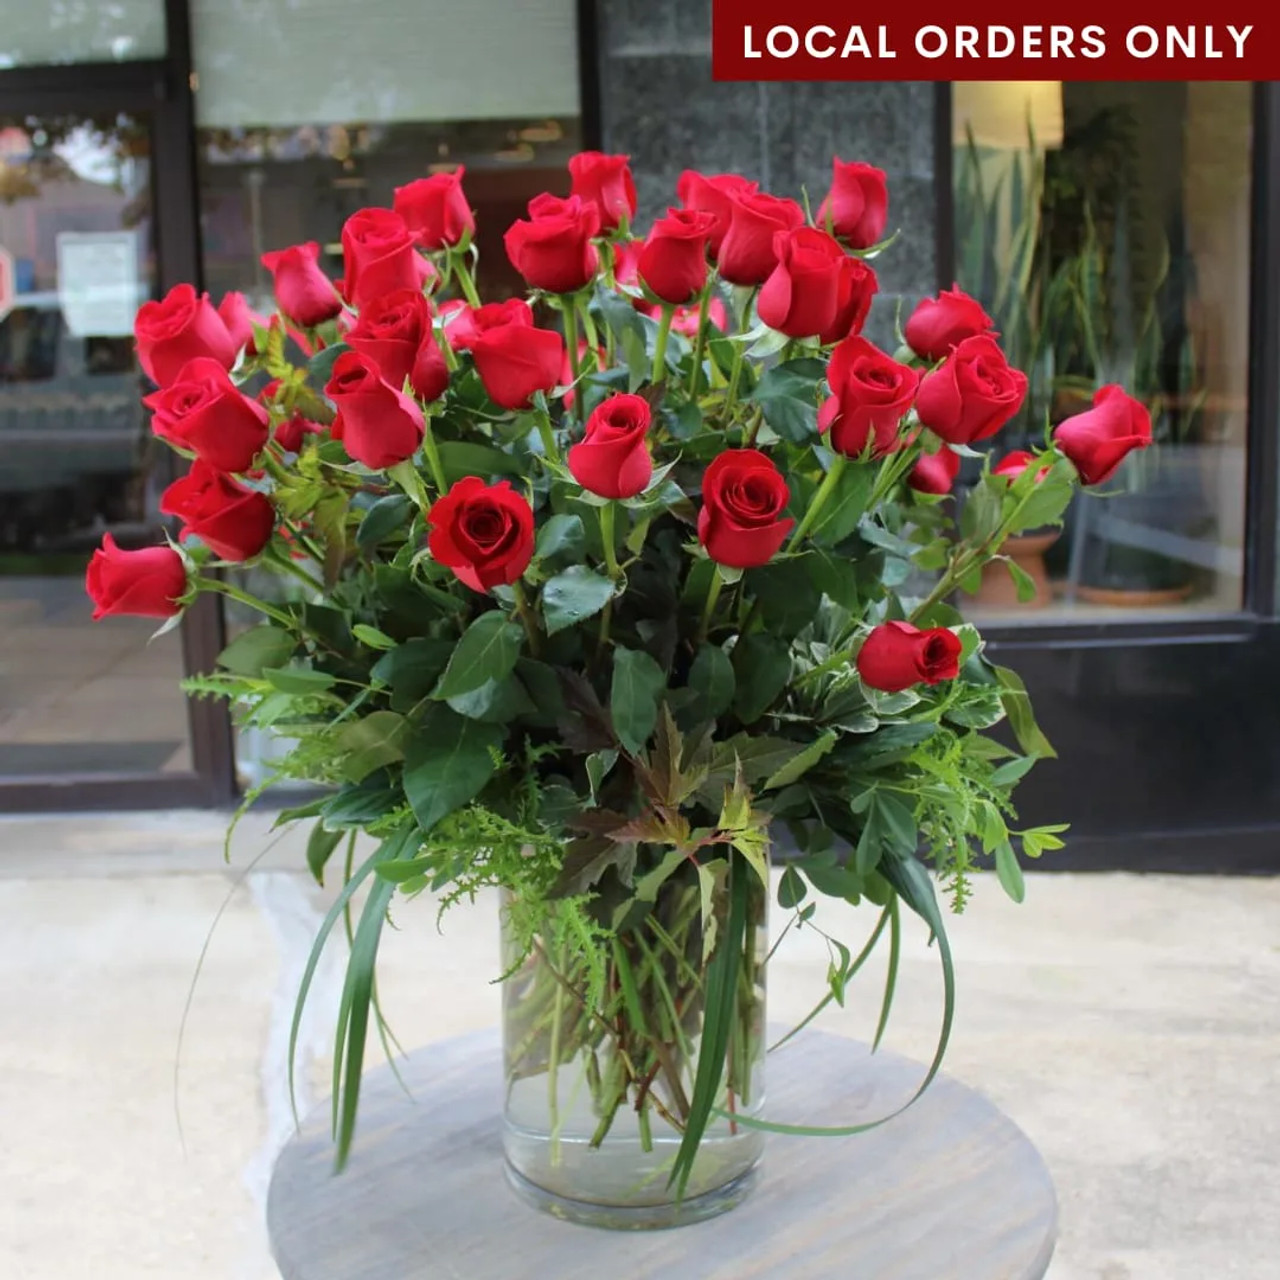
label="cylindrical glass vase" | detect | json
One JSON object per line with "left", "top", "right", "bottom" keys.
{"left": 500, "top": 855, "right": 768, "bottom": 1229}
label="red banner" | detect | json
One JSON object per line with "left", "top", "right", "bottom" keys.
{"left": 710, "top": 2, "right": 1275, "bottom": 80}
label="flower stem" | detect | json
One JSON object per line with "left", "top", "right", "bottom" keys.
{"left": 451, "top": 249, "right": 482, "bottom": 307}
{"left": 599, "top": 502, "right": 620, "bottom": 578}
{"left": 534, "top": 405, "right": 561, "bottom": 464}
{"left": 686, "top": 287, "right": 713, "bottom": 396}
{"left": 202, "top": 577, "right": 296, "bottom": 630}
{"left": 511, "top": 579, "right": 543, "bottom": 657}
{"left": 421, "top": 419, "right": 449, "bottom": 494}
{"left": 788, "top": 453, "right": 848, "bottom": 549}
{"left": 652, "top": 305, "right": 674, "bottom": 386}
{"left": 264, "top": 545, "right": 325, "bottom": 594}
{"left": 578, "top": 299, "right": 601, "bottom": 358}
{"left": 697, "top": 567, "right": 725, "bottom": 643}
{"left": 722, "top": 342, "right": 746, "bottom": 422}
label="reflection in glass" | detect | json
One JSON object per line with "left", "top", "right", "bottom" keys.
{"left": 0, "top": 1, "right": 166, "bottom": 67}
{"left": 0, "top": 114, "right": 191, "bottom": 778}
{"left": 952, "top": 82, "right": 1252, "bottom": 621}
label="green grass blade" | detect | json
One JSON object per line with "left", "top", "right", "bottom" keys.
{"left": 871, "top": 894, "right": 901, "bottom": 1051}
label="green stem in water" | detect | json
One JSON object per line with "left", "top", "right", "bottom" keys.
{"left": 652, "top": 305, "right": 675, "bottom": 386}
{"left": 686, "top": 287, "right": 713, "bottom": 396}
{"left": 697, "top": 567, "right": 725, "bottom": 644}
{"left": 547, "top": 945, "right": 565, "bottom": 1165}
{"left": 788, "top": 453, "right": 848, "bottom": 549}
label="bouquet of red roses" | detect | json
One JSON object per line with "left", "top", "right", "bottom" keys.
{"left": 87, "top": 151, "right": 1147, "bottom": 1217}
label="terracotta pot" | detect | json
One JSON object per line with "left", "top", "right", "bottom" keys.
{"left": 974, "top": 530, "right": 1060, "bottom": 609}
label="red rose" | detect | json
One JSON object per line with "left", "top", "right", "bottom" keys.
{"left": 637, "top": 208, "right": 716, "bottom": 305}
{"left": 504, "top": 193, "right": 601, "bottom": 295}
{"left": 325, "top": 350, "right": 425, "bottom": 470}
{"left": 439, "top": 299, "right": 479, "bottom": 351}
{"left": 1053, "top": 385, "right": 1153, "bottom": 485}
{"left": 467, "top": 299, "right": 565, "bottom": 410}
{"left": 346, "top": 288, "right": 447, "bottom": 400}
{"left": 758, "top": 227, "right": 846, "bottom": 339}
{"left": 816, "top": 159, "right": 889, "bottom": 250}
{"left": 611, "top": 240, "right": 643, "bottom": 298}
{"left": 145, "top": 357, "right": 270, "bottom": 472}
{"left": 85, "top": 535, "right": 188, "bottom": 621}
{"left": 393, "top": 167, "right": 474, "bottom": 250}
{"left": 676, "top": 171, "right": 759, "bottom": 257}
{"left": 857, "top": 621, "right": 961, "bottom": 693}
{"left": 261, "top": 242, "right": 342, "bottom": 328}
{"left": 698, "top": 448, "right": 794, "bottom": 569}
{"left": 819, "top": 256, "right": 878, "bottom": 346}
{"left": 568, "top": 393, "right": 653, "bottom": 499}
{"left": 993, "top": 451, "right": 1052, "bottom": 483}
{"left": 908, "top": 447, "right": 962, "bottom": 495}
{"left": 274, "top": 413, "right": 322, "bottom": 454}
{"left": 134, "top": 284, "right": 236, "bottom": 387}
{"left": 818, "top": 337, "right": 919, "bottom": 458}
{"left": 717, "top": 191, "right": 805, "bottom": 286}
{"left": 915, "top": 335, "right": 1028, "bottom": 446}
{"left": 160, "top": 460, "right": 275, "bottom": 562}
{"left": 427, "top": 477, "right": 535, "bottom": 592}
{"left": 216, "top": 291, "right": 269, "bottom": 357}
{"left": 568, "top": 151, "right": 637, "bottom": 233}
{"left": 671, "top": 295, "right": 728, "bottom": 338}
{"left": 341, "top": 208, "right": 432, "bottom": 311}
{"left": 904, "top": 286, "right": 996, "bottom": 362}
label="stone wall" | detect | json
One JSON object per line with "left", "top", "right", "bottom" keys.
{"left": 592, "top": 0, "right": 941, "bottom": 342}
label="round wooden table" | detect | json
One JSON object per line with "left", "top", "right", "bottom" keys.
{"left": 267, "top": 1028, "right": 1057, "bottom": 1279}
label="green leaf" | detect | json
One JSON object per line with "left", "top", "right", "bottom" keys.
{"left": 217, "top": 625, "right": 296, "bottom": 677}
{"left": 990, "top": 755, "right": 1038, "bottom": 788}
{"left": 586, "top": 748, "right": 618, "bottom": 802}
{"left": 812, "top": 464, "right": 875, "bottom": 543}
{"left": 435, "top": 441, "right": 522, "bottom": 483}
{"left": 764, "top": 729, "right": 837, "bottom": 790}
{"left": 307, "top": 342, "right": 349, "bottom": 385}
{"left": 732, "top": 634, "right": 791, "bottom": 724}
{"left": 321, "top": 779, "right": 401, "bottom": 830}
{"left": 610, "top": 646, "right": 666, "bottom": 755}
{"left": 684, "top": 644, "right": 735, "bottom": 724}
{"left": 401, "top": 706, "right": 503, "bottom": 833}
{"left": 541, "top": 565, "right": 617, "bottom": 636}
{"left": 874, "top": 792, "right": 918, "bottom": 855}
{"left": 750, "top": 357, "right": 825, "bottom": 443}
{"left": 352, "top": 624, "right": 397, "bottom": 650}
{"left": 745, "top": 561, "right": 821, "bottom": 639}
{"left": 305, "top": 822, "right": 344, "bottom": 886}
{"left": 1004, "top": 558, "right": 1039, "bottom": 603}
{"left": 371, "top": 638, "right": 454, "bottom": 711}
{"left": 994, "top": 840, "right": 1026, "bottom": 903}
{"left": 335, "top": 710, "right": 409, "bottom": 783}
{"left": 445, "top": 673, "right": 535, "bottom": 723}
{"left": 432, "top": 611, "right": 524, "bottom": 700}
{"left": 992, "top": 663, "right": 1057, "bottom": 758}
{"left": 778, "top": 865, "right": 807, "bottom": 909}
{"left": 356, "top": 494, "right": 412, "bottom": 552}
{"left": 263, "top": 666, "right": 337, "bottom": 694}
{"left": 961, "top": 479, "right": 1004, "bottom": 542}
{"left": 534, "top": 513, "right": 586, "bottom": 566}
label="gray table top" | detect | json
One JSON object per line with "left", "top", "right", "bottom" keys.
{"left": 268, "top": 1027, "right": 1057, "bottom": 1280}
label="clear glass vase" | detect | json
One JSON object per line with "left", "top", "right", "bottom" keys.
{"left": 500, "top": 855, "right": 768, "bottom": 1228}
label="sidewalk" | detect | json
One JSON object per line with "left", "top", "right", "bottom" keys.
{"left": 1, "top": 810, "right": 1277, "bottom": 1279}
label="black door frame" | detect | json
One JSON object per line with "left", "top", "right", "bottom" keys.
{"left": 0, "top": 0, "right": 237, "bottom": 812}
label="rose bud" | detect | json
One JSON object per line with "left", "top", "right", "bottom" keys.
{"left": 1053, "top": 385, "right": 1153, "bottom": 485}
{"left": 819, "top": 337, "right": 920, "bottom": 458}
{"left": 504, "top": 193, "right": 601, "bottom": 295}
{"left": 758, "top": 227, "right": 846, "bottom": 340}
{"left": 274, "top": 413, "right": 321, "bottom": 454}
{"left": 215, "top": 291, "right": 270, "bottom": 359}
{"left": 993, "top": 451, "right": 1052, "bottom": 483}
{"left": 145, "top": 357, "right": 271, "bottom": 472}
{"left": 568, "top": 151, "right": 638, "bottom": 233}
{"left": 160, "top": 461, "right": 275, "bottom": 562}
{"left": 347, "top": 288, "right": 447, "bottom": 400}
{"left": 134, "top": 284, "right": 236, "bottom": 387}
{"left": 676, "top": 171, "right": 759, "bottom": 257}
{"left": 260, "top": 242, "right": 343, "bottom": 328}
{"left": 716, "top": 191, "right": 805, "bottom": 286}
{"left": 467, "top": 299, "right": 565, "bottom": 410}
{"left": 568, "top": 393, "right": 653, "bottom": 500}
{"left": 611, "top": 240, "right": 643, "bottom": 298}
{"left": 857, "top": 621, "right": 961, "bottom": 693}
{"left": 904, "top": 286, "right": 996, "bottom": 362}
{"left": 341, "top": 208, "right": 433, "bottom": 311}
{"left": 819, "top": 256, "right": 878, "bottom": 346}
{"left": 908, "top": 447, "right": 962, "bottom": 496}
{"left": 427, "top": 477, "right": 535, "bottom": 592}
{"left": 637, "top": 208, "right": 716, "bottom": 305}
{"left": 393, "top": 166, "right": 474, "bottom": 251}
{"left": 324, "top": 350, "right": 425, "bottom": 470}
{"left": 915, "top": 335, "right": 1028, "bottom": 446}
{"left": 85, "top": 535, "right": 188, "bottom": 621}
{"left": 697, "top": 448, "right": 795, "bottom": 570}
{"left": 816, "top": 159, "right": 889, "bottom": 250}
{"left": 670, "top": 295, "right": 729, "bottom": 338}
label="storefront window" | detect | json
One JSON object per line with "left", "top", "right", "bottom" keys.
{"left": 0, "top": 3, "right": 166, "bottom": 67}
{"left": 952, "top": 82, "right": 1252, "bottom": 621}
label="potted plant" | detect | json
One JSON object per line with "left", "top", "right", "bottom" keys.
{"left": 86, "top": 153, "right": 1144, "bottom": 1228}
